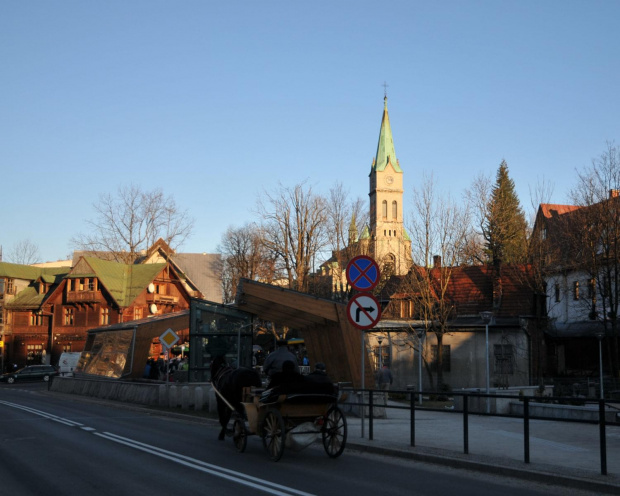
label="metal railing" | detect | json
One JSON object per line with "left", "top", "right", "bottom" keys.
{"left": 342, "top": 387, "right": 618, "bottom": 476}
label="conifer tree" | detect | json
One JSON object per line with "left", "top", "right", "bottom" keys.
{"left": 484, "top": 161, "right": 528, "bottom": 266}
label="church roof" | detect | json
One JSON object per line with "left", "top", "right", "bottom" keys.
{"left": 372, "top": 96, "right": 402, "bottom": 173}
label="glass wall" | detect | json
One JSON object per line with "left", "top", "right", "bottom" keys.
{"left": 189, "top": 299, "right": 253, "bottom": 382}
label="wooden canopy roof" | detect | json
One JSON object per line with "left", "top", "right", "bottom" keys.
{"left": 235, "top": 278, "right": 373, "bottom": 387}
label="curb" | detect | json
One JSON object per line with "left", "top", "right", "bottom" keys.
{"left": 346, "top": 441, "right": 620, "bottom": 495}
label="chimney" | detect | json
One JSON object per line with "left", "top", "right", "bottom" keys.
{"left": 433, "top": 255, "right": 441, "bottom": 268}
{"left": 610, "top": 189, "right": 620, "bottom": 199}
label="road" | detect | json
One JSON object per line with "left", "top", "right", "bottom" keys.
{"left": 0, "top": 382, "right": 605, "bottom": 496}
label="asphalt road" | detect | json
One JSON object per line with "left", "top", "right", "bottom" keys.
{"left": 0, "top": 382, "right": 607, "bottom": 496}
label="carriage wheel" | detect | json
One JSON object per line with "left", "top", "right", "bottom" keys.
{"left": 232, "top": 418, "right": 247, "bottom": 453}
{"left": 322, "top": 406, "right": 347, "bottom": 458}
{"left": 261, "top": 409, "right": 286, "bottom": 461}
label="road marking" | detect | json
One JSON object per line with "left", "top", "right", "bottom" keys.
{"left": 0, "top": 400, "right": 316, "bottom": 496}
{"left": 0, "top": 400, "right": 84, "bottom": 427}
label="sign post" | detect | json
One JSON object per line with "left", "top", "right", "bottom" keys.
{"left": 159, "top": 328, "right": 179, "bottom": 384}
{"left": 346, "top": 255, "right": 381, "bottom": 439}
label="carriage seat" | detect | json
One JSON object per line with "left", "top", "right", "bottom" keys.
{"left": 259, "top": 380, "right": 336, "bottom": 404}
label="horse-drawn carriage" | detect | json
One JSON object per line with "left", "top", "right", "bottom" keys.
{"left": 210, "top": 356, "right": 347, "bottom": 461}
{"left": 231, "top": 386, "right": 348, "bottom": 461}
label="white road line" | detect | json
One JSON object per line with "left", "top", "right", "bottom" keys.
{"left": 96, "top": 431, "right": 316, "bottom": 496}
{"left": 0, "top": 400, "right": 84, "bottom": 427}
{"left": 0, "top": 400, "right": 315, "bottom": 496}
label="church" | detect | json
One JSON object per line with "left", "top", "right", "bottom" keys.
{"left": 320, "top": 96, "right": 412, "bottom": 296}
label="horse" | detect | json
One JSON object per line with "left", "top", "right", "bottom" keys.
{"left": 210, "top": 355, "right": 262, "bottom": 440}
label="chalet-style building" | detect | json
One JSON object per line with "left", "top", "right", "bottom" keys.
{"left": 0, "top": 256, "right": 200, "bottom": 370}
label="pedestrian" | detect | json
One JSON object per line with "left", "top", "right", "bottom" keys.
{"left": 378, "top": 363, "right": 393, "bottom": 390}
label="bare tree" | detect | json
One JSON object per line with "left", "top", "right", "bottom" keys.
{"left": 566, "top": 141, "right": 620, "bottom": 379}
{"left": 392, "top": 174, "right": 474, "bottom": 390}
{"left": 5, "top": 239, "right": 41, "bottom": 265}
{"left": 218, "top": 223, "right": 277, "bottom": 303}
{"left": 321, "top": 182, "right": 369, "bottom": 300}
{"left": 72, "top": 185, "right": 193, "bottom": 264}
{"left": 464, "top": 172, "right": 492, "bottom": 265}
{"left": 256, "top": 181, "right": 328, "bottom": 292}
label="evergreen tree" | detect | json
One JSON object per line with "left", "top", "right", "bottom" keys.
{"left": 484, "top": 161, "right": 528, "bottom": 266}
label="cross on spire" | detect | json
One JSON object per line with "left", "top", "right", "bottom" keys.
{"left": 382, "top": 81, "right": 389, "bottom": 99}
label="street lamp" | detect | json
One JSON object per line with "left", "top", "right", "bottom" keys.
{"left": 480, "top": 311, "right": 493, "bottom": 414}
{"left": 594, "top": 330, "right": 605, "bottom": 400}
{"left": 416, "top": 329, "right": 426, "bottom": 405}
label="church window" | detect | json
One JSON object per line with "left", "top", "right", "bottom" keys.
{"left": 392, "top": 201, "right": 397, "bottom": 219}
{"left": 382, "top": 200, "right": 387, "bottom": 219}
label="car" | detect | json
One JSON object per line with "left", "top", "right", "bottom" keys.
{"left": 0, "top": 365, "right": 59, "bottom": 384}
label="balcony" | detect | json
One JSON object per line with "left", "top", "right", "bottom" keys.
{"left": 146, "top": 294, "right": 179, "bottom": 305}
{"left": 66, "top": 291, "right": 103, "bottom": 304}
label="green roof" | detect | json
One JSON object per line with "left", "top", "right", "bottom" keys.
{"left": 6, "top": 286, "right": 45, "bottom": 309}
{"left": 373, "top": 96, "right": 402, "bottom": 173}
{"left": 77, "top": 257, "right": 165, "bottom": 307}
{"left": 0, "top": 262, "right": 69, "bottom": 281}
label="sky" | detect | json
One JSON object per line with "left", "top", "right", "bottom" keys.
{"left": 2, "top": 1, "right": 620, "bottom": 263}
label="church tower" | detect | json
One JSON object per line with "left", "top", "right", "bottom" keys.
{"left": 368, "top": 96, "right": 412, "bottom": 276}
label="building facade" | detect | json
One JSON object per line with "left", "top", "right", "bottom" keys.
{"left": 0, "top": 256, "right": 199, "bottom": 371}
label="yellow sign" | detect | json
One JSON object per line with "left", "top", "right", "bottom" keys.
{"left": 0, "top": 341, "right": 4, "bottom": 348}
{"left": 159, "top": 328, "right": 179, "bottom": 349}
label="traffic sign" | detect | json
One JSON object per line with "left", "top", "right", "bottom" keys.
{"left": 159, "top": 328, "right": 179, "bottom": 349}
{"left": 346, "top": 255, "right": 380, "bottom": 292}
{"left": 346, "top": 292, "right": 382, "bottom": 330}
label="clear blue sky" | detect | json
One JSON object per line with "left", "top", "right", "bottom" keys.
{"left": 2, "top": 1, "right": 619, "bottom": 262}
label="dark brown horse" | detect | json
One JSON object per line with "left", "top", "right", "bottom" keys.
{"left": 210, "top": 356, "right": 262, "bottom": 440}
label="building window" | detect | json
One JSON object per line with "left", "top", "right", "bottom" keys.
{"left": 79, "top": 278, "right": 85, "bottom": 291}
{"left": 64, "top": 307, "right": 74, "bottom": 326}
{"left": 554, "top": 284, "right": 560, "bottom": 302}
{"left": 382, "top": 200, "right": 388, "bottom": 219}
{"left": 0, "top": 278, "right": 4, "bottom": 294}
{"left": 494, "top": 344, "right": 514, "bottom": 375}
{"left": 134, "top": 307, "right": 142, "bottom": 320}
{"left": 30, "top": 312, "right": 42, "bottom": 326}
{"left": 100, "top": 308, "right": 109, "bottom": 325}
{"left": 26, "top": 344, "right": 43, "bottom": 364}
{"left": 62, "top": 344, "right": 72, "bottom": 353}
{"left": 588, "top": 278, "right": 595, "bottom": 299}
{"left": 6, "top": 278, "right": 14, "bottom": 294}
{"left": 88, "top": 278, "right": 95, "bottom": 291}
{"left": 573, "top": 281, "right": 580, "bottom": 300}
{"left": 431, "top": 345, "right": 451, "bottom": 372}
{"left": 392, "top": 200, "right": 397, "bottom": 219}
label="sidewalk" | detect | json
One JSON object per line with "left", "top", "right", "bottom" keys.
{"left": 344, "top": 401, "right": 620, "bottom": 494}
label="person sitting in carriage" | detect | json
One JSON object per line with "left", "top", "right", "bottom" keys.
{"left": 266, "top": 360, "right": 304, "bottom": 390}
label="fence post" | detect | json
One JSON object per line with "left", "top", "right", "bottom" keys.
{"left": 599, "top": 399, "right": 607, "bottom": 476}
{"left": 410, "top": 390, "right": 415, "bottom": 447}
{"left": 369, "top": 390, "right": 374, "bottom": 441}
{"left": 523, "top": 397, "right": 530, "bottom": 464}
{"left": 463, "top": 393, "right": 469, "bottom": 454}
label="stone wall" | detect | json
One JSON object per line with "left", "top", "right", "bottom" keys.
{"left": 50, "top": 376, "right": 217, "bottom": 414}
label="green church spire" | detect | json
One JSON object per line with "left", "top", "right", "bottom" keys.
{"left": 372, "top": 96, "right": 402, "bottom": 173}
